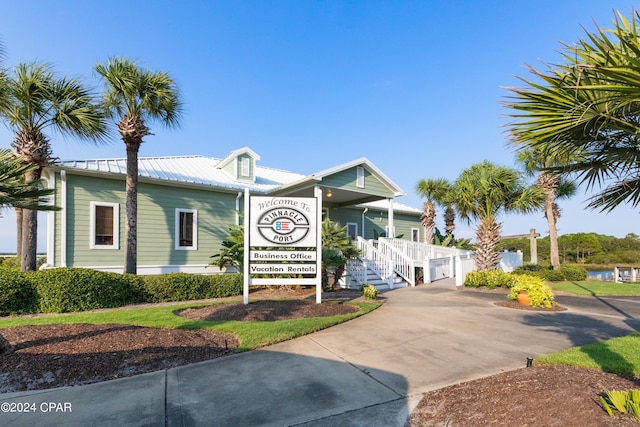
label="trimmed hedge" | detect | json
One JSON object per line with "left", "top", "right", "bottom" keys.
{"left": 464, "top": 270, "right": 517, "bottom": 289}
{"left": 32, "top": 268, "right": 146, "bottom": 313}
{"left": 0, "top": 269, "right": 243, "bottom": 315}
{"left": 142, "top": 273, "right": 243, "bottom": 302}
{"left": 0, "top": 269, "right": 38, "bottom": 315}
{"left": 512, "top": 265, "right": 588, "bottom": 281}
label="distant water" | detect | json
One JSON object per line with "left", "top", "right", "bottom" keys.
{"left": 588, "top": 270, "right": 615, "bottom": 281}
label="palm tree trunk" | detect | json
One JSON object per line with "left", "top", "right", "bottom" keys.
{"left": 124, "top": 143, "right": 139, "bottom": 274}
{"left": 21, "top": 168, "right": 41, "bottom": 272}
{"left": 474, "top": 216, "right": 502, "bottom": 271}
{"left": 15, "top": 207, "right": 23, "bottom": 259}
{"left": 0, "top": 333, "right": 13, "bottom": 355}
{"left": 546, "top": 199, "right": 561, "bottom": 270}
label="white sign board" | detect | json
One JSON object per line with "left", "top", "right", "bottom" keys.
{"left": 243, "top": 190, "right": 322, "bottom": 304}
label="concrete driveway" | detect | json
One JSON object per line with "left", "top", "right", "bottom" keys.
{"left": 2, "top": 282, "right": 639, "bottom": 426}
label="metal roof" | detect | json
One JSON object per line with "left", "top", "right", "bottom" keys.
{"left": 53, "top": 152, "right": 419, "bottom": 215}
{"left": 56, "top": 155, "right": 306, "bottom": 193}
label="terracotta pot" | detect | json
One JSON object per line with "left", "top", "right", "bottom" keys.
{"left": 517, "top": 291, "right": 531, "bottom": 306}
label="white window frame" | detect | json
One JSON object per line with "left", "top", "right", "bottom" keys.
{"left": 346, "top": 222, "right": 358, "bottom": 240}
{"left": 356, "top": 166, "right": 365, "bottom": 188}
{"left": 411, "top": 228, "right": 419, "bottom": 242}
{"left": 240, "top": 157, "right": 250, "bottom": 177}
{"left": 89, "top": 201, "right": 119, "bottom": 250}
{"left": 175, "top": 208, "right": 198, "bottom": 250}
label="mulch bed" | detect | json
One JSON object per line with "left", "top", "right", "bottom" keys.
{"left": 0, "top": 287, "right": 364, "bottom": 393}
{"left": 408, "top": 365, "right": 640, "bottom": 427}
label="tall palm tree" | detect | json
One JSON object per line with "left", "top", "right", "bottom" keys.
{"left": 416, "top": 178, "right": 451, "bottom": 244}
{"left": 517, "top": 148, "right": 577, "bottom": 270}
{"left": 95, "top": 58, "right": 182, "bottom": 274}
{"left": 453, "top": 161, "right": 543, "bottom": 271}
{"left": 0, "top": 62, "right": 107, "bottom": 271}
{"left": 0, "top": 148, "right": 57, "bottom": 355}
{"left": 505, "top": 10, "right": 640, "bottom": 213}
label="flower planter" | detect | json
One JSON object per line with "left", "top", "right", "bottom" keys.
{"left": 517, "top": 291, "right": 531, "bottom": 306}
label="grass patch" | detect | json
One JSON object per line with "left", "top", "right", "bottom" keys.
{"left": 537, "top": 333, "right": 640, "bottom": 376}
{"left": 0, "top": 300, "right": 379, "bottom": 352}
{"left": 550, "top": 281, "right": 640, "bottom": 296}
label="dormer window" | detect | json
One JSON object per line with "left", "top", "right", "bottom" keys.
{"left": 241, "top": 157, "right": 250, "bottom": 177}
{"left": 216, "top": 147, "right": 260, "bottom": 183}
{"left": 357, "top": 166, "right": 365, "bottom": 188}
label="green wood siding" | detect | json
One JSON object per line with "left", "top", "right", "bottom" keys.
{"left": 321, "top": 167, "right": 394, "bottom": 197}
{"left": 328, "top": 207, "right": 421, "bottom": 240}
{"left": 59, "top": 173, "right": 236, "bottom": 268}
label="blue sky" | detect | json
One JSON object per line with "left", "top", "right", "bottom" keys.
{"left": 0, "top": 1, "right": 639, "bottom": 253}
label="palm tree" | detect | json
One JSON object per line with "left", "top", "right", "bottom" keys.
{"left": 517, "top": 148, "right": 577, "bottom": 270}
{"left": 0, "top": 62, "right": 107, "bottom": 271}
{"left": 0, "top": 148, "right": 57, "bottom": 355}
{"left": 453, "top": 161, "right": 543, "bottom": 271}
{"left": 416, "top": 178, "right": 452, "bottom": 244}
{"left": 95, "top": 58, "right": 182, "bottom": 274}
{"left": 505, "top": 10, "right": 640, "bottom": 213}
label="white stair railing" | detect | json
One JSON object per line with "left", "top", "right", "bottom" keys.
{"left": 352, "top": 237, "right": 395, "bottom": 288}
{"left": 378, "top": 238, "right": 415, "bottom": 286}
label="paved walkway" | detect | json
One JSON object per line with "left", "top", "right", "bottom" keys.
{"left": 2, "top": 282, "right": 640, "bottom": 426}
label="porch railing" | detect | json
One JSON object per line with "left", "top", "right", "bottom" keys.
{"left": 377, "top": 238, "right": 416, "bottom": 286}
{"left": 348, "top": 237, "right": 395, "bottom": 288}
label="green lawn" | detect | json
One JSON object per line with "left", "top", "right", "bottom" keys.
{"left": 550, "top": 281, "right": 640, "bottom": 296}
{"left": 538, "top": 333, "right": 640, "bottom": 376}
{"left": 539, "top": 281, "right": 640, "bottom": 376}
{"left": 0, "top": 299, "right": 380, "bottom": 352}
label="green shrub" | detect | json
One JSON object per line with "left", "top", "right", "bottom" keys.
{"left": 0, "top": 256, "right": 21, "bottom": 270}
{"left": 464, "top": 270, "right": 516, "bottom": 289}
{"left": 537, "top": 269, "right": 565, "bottom": 282}
{"left": 514, "top": 264, "right": 545, "bottom": 272}
{"left": 142, "top": 273, "right": 242, "bottom": 303}
{"left": 0, "top": 269, "right": 38, "bottom": 315}
{"left": 508, "top": 274, "right": 556, "bottom": 308}
{"left": 361, "top": 284, "right": 378, "bottom": 300}
{"left": 560, "top": 265, "right": 588, "bottom": 281}
{"left": 514, "top": 265, "right": 587, "bottom": 282}
{"left": 32, "top": 268, "right": 145, "bottom": 313}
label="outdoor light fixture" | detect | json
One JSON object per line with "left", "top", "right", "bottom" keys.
{"left": 526, "top": 357, "right": 533, "bottom": 368}
{"left": 326, "top": 189, "right": 333, "bottom": 198}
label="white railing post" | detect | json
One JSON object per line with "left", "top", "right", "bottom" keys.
{"left": 449, "top": 253, "right": 455, "bottom": 278}
{"left": 424, "top": 257, "right": 432, "bottom": 283}
{"left": 455, "top": 255, "right": 463, "bottom": 286}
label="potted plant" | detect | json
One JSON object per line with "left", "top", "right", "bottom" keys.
{"left": 508, "top": 274, "right": 556, "bottom": 308}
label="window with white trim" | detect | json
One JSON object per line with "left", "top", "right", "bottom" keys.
{"left": 346, "top": 222, "right": 358, "bottom": 239}
{"left": 356, "top": 166, "right": 365, "bottom": 188}
{"left": 411, "top": 228, "right": 419, "bottom": 242}
{"left": 175, "top": 208, "right": 198, "bottom": 250}
{"left": 90, "top": 202, "right": 119, "bottom": 249}
{"left": 240, "top": 157, "right": 250, "bottom": 177}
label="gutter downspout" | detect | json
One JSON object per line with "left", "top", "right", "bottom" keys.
{"left": 361, "top": 208, "right": 368, "bottom": 239}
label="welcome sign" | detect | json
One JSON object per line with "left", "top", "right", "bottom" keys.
{"left": 243, "top": 190, "right": 322, "bottom": 304}
{"left": 249, "top": 197, "right": 317, "bottom": 247}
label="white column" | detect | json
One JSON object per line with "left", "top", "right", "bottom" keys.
{"left": 243, "top": 188, "right": 250, "bottom": 304}
{"left": 315, "top": 185, "right": 322, "bottom": 304}
{"left": 60, "top": 170, "right": 67, "bottom": 268}
{"left": 387, "top": 198, "right": 395, "bottom": 238}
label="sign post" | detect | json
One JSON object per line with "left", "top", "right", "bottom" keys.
{"left": 243, "top": 188, "right": 322, "bottom": 304}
